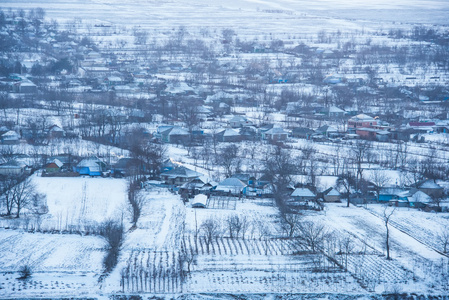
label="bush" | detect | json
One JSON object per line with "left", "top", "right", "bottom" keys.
{"left": 99, "top": 220, "right": 124, "bottom": 274}
{"left": 18, "top": 265, "right": 32, "bottom": 279}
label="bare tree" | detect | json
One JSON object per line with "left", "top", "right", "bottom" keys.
{"left": 338, "top": 234, "right": 355, "bottom": 270}
{"left": 296, "top": 221, "right": 329, "bottom": 253}
{"left": 12, "top": 176, "right": 35, "bottom": 218}
{"left": 225, "top": 214, "right": 248, "bottom": 239}
{"left": 200, "top": 218, "right": 221, "bottom": 253}
{"left": 336, "top": 171, "right": 356, "bottom": 207}
{"left": 129, "top": 129, "right": 167, "bottom": 178}
{"left": 281, "top": 213, "right": 301, "bottom": 238}
{"left": 383, "top": 205, "right": 396, "bottom": 260}
{"left": 352, "top": 140, "right": 371, "bottom": 184}
{"left": 179, "top": 241, "right": 197, "bottom": 278}
{"left": 215, "top": 144, "right": 240, "bottom": 178}
{"left": 133, "top": 27, "right": 149, "bottom": 45}
{"left": 437, "top": 227, "right": 449, "bottom": 253}
{"left": 99, "top": 220, "right": 124, "bottom": 274}
{"left": 370, "top": 169, "right": 391, "bottom": 201}
{"left": 127, "top": 179, "right": 145, "bottom": 229}
{"left": 263, "top": 145, "right": 297, "bottom": 212}
{"left": 1, "top": 175, "right": 19, "bottom": 216}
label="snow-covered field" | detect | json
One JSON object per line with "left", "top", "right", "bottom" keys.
{"left": 2, "top": 0, "right": 448, "bottom": 36}
{"left": 0, "top": 175, "right": 129, "bottom": 231}
{"left": 2, "top": 175, "right": 449, "bottom": 297}
{"left": 1, "top": 0, "right": 449, "bottom": 297}
{"left": 0, "top": 228, "right": 105, "bottom": 298}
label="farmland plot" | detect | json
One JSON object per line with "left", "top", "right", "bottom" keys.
{"left": 103, "top": 187, "right": 187, "bottom": 294}
{"left": 0, "top": 176, "right": 129, "bottom": 233}
{"left": 0, "top": 229, "right": 105, "bottom": 298}
{"left": 312, "top": 203, "right": 448, "bottom": 293}
{"left": 366, "top": 205, "right": 449, "bottom": 254}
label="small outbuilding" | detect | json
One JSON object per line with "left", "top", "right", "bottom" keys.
{"left": 323, "top": 188, "right": 341, "bottom": 202}
{"left": 191, "top": 194, "right": 208, "bottom": 208}
{"left": 45, "top": 159, "right": 63, "bottom": 173}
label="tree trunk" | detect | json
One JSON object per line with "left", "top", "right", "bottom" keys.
{"left": 385, "top": 223, "right": 390, "bottom": 260}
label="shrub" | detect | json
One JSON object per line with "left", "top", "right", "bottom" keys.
{"left": 18, "top": 265, "right": 32, "bottom": 279}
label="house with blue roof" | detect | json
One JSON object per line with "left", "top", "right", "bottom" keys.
{"left": 75, "top": 156, "right": 106, "bottom": 176}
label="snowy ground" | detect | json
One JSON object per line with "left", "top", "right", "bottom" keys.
{"left": 2, "top": 178, "right": 449, "bottom": 297}
{"left": 312, "top": 203, "right": 449, "bottom": 294}
{"left": 0, "top": 176, "right": 128, "bottom": 298}
{"left": 0, "top": 175, "right": 129, "bottom": 232}
{"left": 0, "top": 229, "right": 105, "bottom": 298}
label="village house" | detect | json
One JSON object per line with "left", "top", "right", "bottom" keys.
{"left": 215, "top": 128, "right": 242, "bottom": 143}
{"left": 158, "top": 126, "right": 191, "bottom": 144}
{"left": 214, "top": 177, "right": 247, "bottom": 196}
{"left": 0, "top": 160, "right": 26, "bottom": 176}
{"left": 179, "top": 177, "right": 211, "bottom": 196}
{"left": 12, "top": 80, "right": 37, "bottom": 94}
{"left": 323, "top": 188, "right": 341, "bottom": 202}
{"left": 112, "top": 158, "right": 143, "bottom": 177}
{"left": 291, "top": 188, "right": 316, "bottom": 201}
{"left": 160, "top": 166, "right": 203, "bottom": 186}
{"left": 407, "top": 190, "right": 432, "bottom": 208}
{"left": 291, "top": 127, "right": 314, "bottom": 139}
{"left": 230, "top": 173, "right": 256, "bottom": 186}
{"left": 407, "top": 121, "right": 436, "bottom": 133}
{"left": 261, "top": 126, "right": 288, "bottom": 141}
{"left": 320, "top": 106, "right": 346, "bottom": 118}
{"left": 75, "top": 156, "right": 106, "bottom": 176}
{"left": 48, "top": 125, "right": 65, "bottom": 139}
{"left": 348, "top": 114, "right": 377, "bottom": 133}
{"left": 315, "top": 125, "right": 338, "bottom": 138}
{"left": 1, "top": 130, "right": 20, "bottom": 145}
{"left": 160, "top": 158, "right": 183, "bottom": 173}
{"left": 228, "top": 115, "right": 253, "bottom": 128}
{"left": 45, "top": 159, "right": 63, "bottom": 173}
{"left": 416, "top": 180, "right": 444, "bottom": 198}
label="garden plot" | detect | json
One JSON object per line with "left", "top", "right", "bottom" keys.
{"left": 0, "top": 229, "right": 105, "bottom": 298}
{"left": 366, "top": 205, "right": 449, "bottom": 254}
{"left": 188, "top": 270, "right": 363, "bottom": 294}
{"left": 185, "top": 199, "right": 282, "bottom": 239}
{"left": 123, "top": 187, "right": 185, "bottom": 250}
{"left": 206, "top": 196, "right": 238, "bottom": 210}
{"left": 183, "top": 235, "right": 300, "bottom": 256}
{"left": 0, "top": 272, "right": 100, "bottom": 299}
{"left": 0, "top": 176, "right": 129, "bottom": 232}
{"left": 0, "top": 229, "right": 105, "bottom": 272}
{"left": 345, "top": 254, "right": 413, "bottom": 292}
{"left": 119, "top": 250, "right": 184, "bottom": 294}
{"left": 314, "top": 203, "right": 447, "bottom": 293}
{"left": 103, "top": 187, "right": 186, "bottom": 294}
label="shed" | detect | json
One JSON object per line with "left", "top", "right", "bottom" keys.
{"left": 323, "top": 188, "right": 341, "bottom": 202}
{"left": 191, "top": 194, "right": 208, "bottom": 208}
{"left": 45, "top": 159, "right": 63, "bottom": 173}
